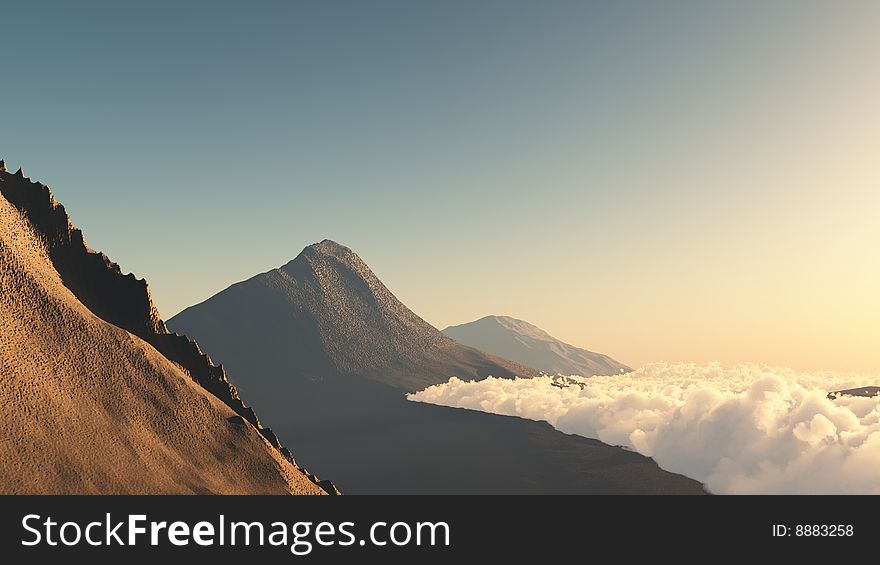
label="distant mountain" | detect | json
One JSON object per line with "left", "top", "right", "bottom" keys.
{"left": 168, "top": 241, "right": 704, "bottom": 494}
{"left": 444, "top": 315, "right": 631, "bottom": 376}
{"left": 0, "top": 164, "right": 328, "bottom": 494}
{"left": 828, "top": 386, "right": 880, "bottom": 399}
{"left": 170, "top": 239, "right": 536, "bottom": 391}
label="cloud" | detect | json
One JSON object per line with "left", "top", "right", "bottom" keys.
{"left": 408, "top": 363, "right": 880, "bottom": 494}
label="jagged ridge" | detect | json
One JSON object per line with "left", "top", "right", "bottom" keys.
{"left": 0, "top": 164, "right": 338, "bottom": 495}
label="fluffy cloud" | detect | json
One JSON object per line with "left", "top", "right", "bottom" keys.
{"left": 408, "top": 363, "right": 880, "bottom": 494}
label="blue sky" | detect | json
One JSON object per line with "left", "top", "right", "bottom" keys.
{"left": 2, "top": 1, "right": 878, "bottom": 371}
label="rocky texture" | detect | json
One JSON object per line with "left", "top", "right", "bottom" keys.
{"left": 828, "top": 386, "right": 880, "bottom": 399}
{"left": 168, "top": 240, "right": 705, "bottom": 494}
{"left": 171, "top": 239, "right": 538, "bottom": 391}
{"left": 0, "top": 165, "right": 332, "bottom": 494}
{"left": 443, "top": 315, "right": 631, "bottom": 377}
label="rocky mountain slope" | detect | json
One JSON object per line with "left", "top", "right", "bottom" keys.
{"left": 0, "top": 163, "right": 332, "bottom": 494}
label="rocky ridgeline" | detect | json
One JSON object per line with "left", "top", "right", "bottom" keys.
{"left": 0, "top": 163, "right": 338, "bottom": 495}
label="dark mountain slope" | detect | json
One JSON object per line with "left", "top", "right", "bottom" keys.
{"left": 171, "top": 239, "right": 536, "bottom": 391}
{"left": 169, "top": 240, "right": 705, "bottom": 494}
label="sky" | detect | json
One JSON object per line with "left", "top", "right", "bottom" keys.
{"left": 1, "top": 1, "right": 878, "bottom": 373}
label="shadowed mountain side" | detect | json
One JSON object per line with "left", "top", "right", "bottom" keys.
{"left": 0, "top": 166, "right": 330, "bottom": 494}
{"left": 169, "top": 240, "right": 704, "bottom": 494}
{"left": 444, "top": 315, "right": 631, "bottom": 377}
{"left": 195, "top": 374, "right": 706, "bottom": 494}
{"left": 170, "top": 240, "right": 537, "bottom": 391}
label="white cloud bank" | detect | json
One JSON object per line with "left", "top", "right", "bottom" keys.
{"left": 408, "top": 363, "right": 880, "bottom": 494}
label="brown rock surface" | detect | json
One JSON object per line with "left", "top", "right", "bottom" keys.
{"left": 0, "top": 166, "right": 326, "bottom": 494}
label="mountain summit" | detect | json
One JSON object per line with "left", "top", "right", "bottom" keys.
{"left": 170, "top": 240, "right": 535, "bottom": 391}
{"left": 444, "top": 315, "right": 631, "bottom": 376}
{"left": 167, "top": 241, "right": 703, "bottom": 494}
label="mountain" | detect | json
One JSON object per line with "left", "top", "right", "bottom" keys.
{"left": 0, "top": 164, "right": 331, "bottom": 494}
{"left": 168, "top": 240, "right": 705, "bottom": 494}
{"left": 828, "top": 386, "right": 880, "bottom": 399}
{"left": 444, "top": 315, "right": 631, "bottom": 376}
{"left": 170, "top": 239, "right": 537, "bottom": 391}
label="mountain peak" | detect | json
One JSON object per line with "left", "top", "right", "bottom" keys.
{"left": 171, "top": 241, "right": 536, "bottom": 391}
{"left": 298, "top": 239, "right": 357, "bottom": 262}
{"left": 444, "top": 315, "right": 631, "bottom": 377}
{"left": 281, "top": 239, "right": 373, "bottom": 287}
{"left": 481, "top": 315, "right": 537, "bottom": 327}
{"left": 465, "top": 315, "right": 552, "bottom": 340}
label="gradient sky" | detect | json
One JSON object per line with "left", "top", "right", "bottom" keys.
{"left": 2, "top": 1, "right": 878, "bottom": 373}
